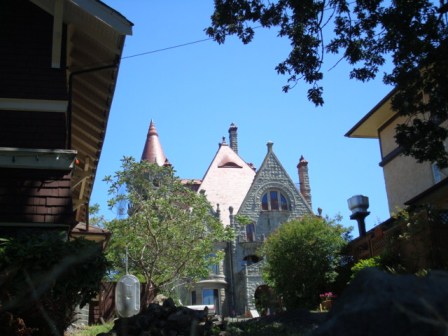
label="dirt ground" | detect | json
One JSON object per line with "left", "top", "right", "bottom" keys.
{"left": 225, "top": 309, "right": 328, "bottom": 335}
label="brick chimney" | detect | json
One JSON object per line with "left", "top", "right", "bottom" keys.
{"left": 297, "top": 155, "right": 312, "bottom": 208}
{"left": 228, "top": 123, "right": 238, "bottom": 154}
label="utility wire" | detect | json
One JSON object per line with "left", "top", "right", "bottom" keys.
{"left": 121, "top": 37, "right": 213, "bottom": 59}
{"left": 121, "top": 26, "right": 262, "bottom": 60}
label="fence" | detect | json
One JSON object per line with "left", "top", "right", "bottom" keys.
{"left": 89, "top": 282, "right": 154, "bottom": 324}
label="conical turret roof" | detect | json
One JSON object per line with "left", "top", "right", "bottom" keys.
{"left": 141, "top": 120, "right": 167, "bottom": 166}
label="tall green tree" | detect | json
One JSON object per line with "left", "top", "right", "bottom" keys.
{"left": 207, "top": 0, "right": 448, "bottom": 167}
{"left": 104, "top": 157, "right": 233, "bottom": 295}
{"left": 261, "top": 215, "right": 349, "bottom": 310}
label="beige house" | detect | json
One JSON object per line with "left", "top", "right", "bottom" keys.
{"left": 346, "top": 89, "right": 448, "bottom": 214}
{"left": 346, "top": 89, "right": 448, "bottom": 262}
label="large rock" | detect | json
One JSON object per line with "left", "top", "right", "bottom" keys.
{"left": 97, "top": 299, "right": 211, "bottom": 336}
{"left": 313, "top": 268, "right": 448, "bottom": 336}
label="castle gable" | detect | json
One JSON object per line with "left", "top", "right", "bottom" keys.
{"left": 199, "top": 142, "right": 256, "bottom": 226}
{"left": 237, "top": 142, "right": 313, "bottom": 238}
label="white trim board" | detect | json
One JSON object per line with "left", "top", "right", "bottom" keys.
{"left": 0, "top": 98, "right": 68, "bottom": 112}
{"left": 0, "top": 147, "right": 77, "bottom": 170}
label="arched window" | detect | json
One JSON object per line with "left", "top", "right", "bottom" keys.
{"left": 261, "top": 190, "right": 289, "bottom": 211}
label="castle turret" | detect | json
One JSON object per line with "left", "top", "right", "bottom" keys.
{"left": 141, "top": 120, "right": 167, "bottom": 166}
{"left": 297, "top": 155, "right": 312, "bottom": 208}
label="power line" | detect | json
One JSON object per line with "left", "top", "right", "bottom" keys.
{"left": 121, "top": 37, "right": 213, "bottom": 59}
{"left": 120, "top": 26, "right": 262, "bottom": 60}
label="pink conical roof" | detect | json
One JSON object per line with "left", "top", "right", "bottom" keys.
{"left": 141, "top": 120, "right": 167, "bottom": 166}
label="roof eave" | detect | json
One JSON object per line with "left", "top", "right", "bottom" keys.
{"left": 31, "top": 0, "right": 133, "bottom": 36}
{"left": 70, "top": 0, "right": 133, "bottom": 35}
{"left": 345, "top": 88, "right": 397, "bottom": 139}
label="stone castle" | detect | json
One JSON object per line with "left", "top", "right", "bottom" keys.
{"left": 141, "top": 121, "right": 313, "bottom": 316}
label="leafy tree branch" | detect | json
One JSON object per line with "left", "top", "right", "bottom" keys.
{"left": 207, "top": 0, "right": 448, "bottom": 167}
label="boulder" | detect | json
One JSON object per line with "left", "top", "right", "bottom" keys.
{"left": 98, "top": 298, "right": 212, "bottom": 336}
{"left": 313, "top": 268, "right": 448, "bottom": 336}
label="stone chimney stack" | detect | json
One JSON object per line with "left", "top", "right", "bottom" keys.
{"left": 228, "top": 123, "right": 238, "bottom": 154}
{"left": 297, "top": 155, "right": 312, "bottom": 208}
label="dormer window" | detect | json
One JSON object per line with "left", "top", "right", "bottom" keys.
{"left": 261, "top": 190, "right": 289, "bottom": 211}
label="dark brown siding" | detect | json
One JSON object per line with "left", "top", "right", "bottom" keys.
{"left": 0, "top": 0, "right": 67, "bottom": 100}
{"left": 0, "top": 110, "right": 66, "bottom": 149}
{"left": 0, "top": 168, "right": 73, "bottom": 225}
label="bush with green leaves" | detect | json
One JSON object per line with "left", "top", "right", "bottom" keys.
{"left": 0, "top": 234, "right": 109, "bottom": 336}
{"left": 261, "top": 215, "right": 350, "bottom": 310}
{"left": 351, "top": 256, "right": 382, "bottom": 279}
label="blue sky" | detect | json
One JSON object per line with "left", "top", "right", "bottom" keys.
{"left": 92, "top": 1, "right": 394, "bottom": 233}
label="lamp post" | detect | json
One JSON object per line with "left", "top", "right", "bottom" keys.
{"left": 347, "top": 195, "right": 370, "bottom": 237}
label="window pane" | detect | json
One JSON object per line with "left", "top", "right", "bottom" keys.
{"left": 270, "top": 191, "right": 279, "bottom": 210}
{"left": 203, "top": 289, "right": 215, "bottom": 305}
{"left": 207, "top": 253, "right": 219, "bottom": 275}
{"left": 210, "top": 264, "right": 219, "bottom": 275}
{"left": 281, "top": 194, "right": 288, "bottom": 210}
{"left": 246, "top": 223, "right": 255, "bottom": 242}
{"left": 191, "top": 291, "right": 196, "bottom": 305}
{"left": 261, "top": 193, "right": 269, "bottom": 210}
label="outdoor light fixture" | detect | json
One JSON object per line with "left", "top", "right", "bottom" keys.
{"left": 348, "top": 195, "right": 370, "bottom": 237}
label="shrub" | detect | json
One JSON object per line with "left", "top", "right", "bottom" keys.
{"left": 351, "top": 256, "right": 382, "bottom": 279}
{"left": 261, "top": 215, "right": 349, "bottom": 310}
{"left": 0, "top": 234, "right": 109, "bottom": 336}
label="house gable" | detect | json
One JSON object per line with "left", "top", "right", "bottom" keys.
{"left": 231, "top": 142, "right": 313, "bottom": 314}
{"left": 199, "top": 141, "right": 255, "bottom": 226}
{"left": 237, "top": 142, "right": 313, "bottom": 239}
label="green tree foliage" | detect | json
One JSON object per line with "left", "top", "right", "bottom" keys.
{"left": 104, "top": 157, "right": 233, "bottom": 295}
{"left": 351, "top": 256, "right": 382, "bottom": 279}
{"left": 0, "top": 235, "right": 109, "bottom": 336}
{"left": 261, "top": 215, "right": 349, "bottom": 310}
{"left": 89, "top": 203, "right": 107, "bottom": 227}
{"left": 207, "top": 0, "right": 448, "bottom": 167}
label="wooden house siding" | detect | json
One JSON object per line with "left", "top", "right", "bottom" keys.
{"left": 0, "top": 110, "right": 67, "bottom": 149}
{"left": 0, "top": 168, "right": 73, "bottom": 225}
{"left": 0, "top": 0, "right": 67, "bottom": 100}
{"left": 0, "top": 0, "right": 131, "bottom": 236}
